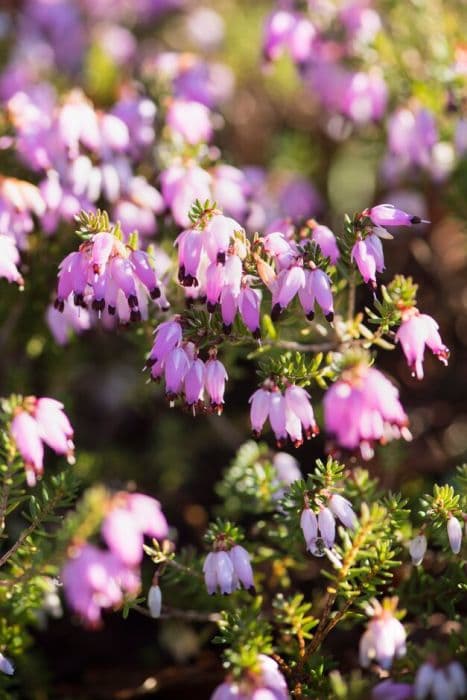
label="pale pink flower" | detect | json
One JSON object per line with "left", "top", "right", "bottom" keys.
{"left": 396, "top": 311, "right": 449, "bottom": 379}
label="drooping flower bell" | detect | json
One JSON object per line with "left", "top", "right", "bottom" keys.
{"left": 10, "top": 396, "right": 74, "bottom": 486}
{"left": 101, "top": 492, "right": 168, "bottom": 567}
{"left": 359, "top": 598, "right": 407, "bottom": 670}
{"left": 366, "top": 203, "right": 429, "bottom": 227}
{"left": 62, "top": 543, "right": 140, "bottom": 626}
{"left": 55, "top": 225, "right": 164, "bottom": 324}
{"left": 396, "top": 310, "right": 449, "bottom": 380}
{"left": 203, "top": 542, "right": 254, "bottom": 595}
{"left": 323, "top": 360, "right": 410, "bottom": 460}
{"left": 414, "top": 660, "right": 466, "bottom": 700}
{"left": 447, "top": 515, "right": 462, "bottom": 554}
{"left": 249, "top": 382, "right": 318, "bottom": 448}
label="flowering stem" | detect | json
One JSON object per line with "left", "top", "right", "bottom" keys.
{"left": 0, "top": 451, "right": 15, "bottom": 534}
{"left": 347, "top": 272, "right": 357, "bottom": 322}
{"left": 0, "top": 482, "right": 67, "bottom": 569}
{"left": 132, "top": 602, "right": 221, "bottom": 622}
{"left": 297, "top": 519, "right": 373, "bottom": 668}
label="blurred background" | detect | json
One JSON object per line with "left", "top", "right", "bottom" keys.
{"left": 0, "top": 0, "right": 466, "bottom": 697}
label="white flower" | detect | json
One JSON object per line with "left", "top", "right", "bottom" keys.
{"left": 408, "top": 534, "right": 427, "bottom": 566}
{"left": 148, "top": 584, "right": 162, "bottom": 618}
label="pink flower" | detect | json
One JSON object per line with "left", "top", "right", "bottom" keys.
{"left": 11, "top": 410, "right": 44, "bottom": 487}
{"left": 102, "top": 493, "right": 169, "bottom": 566}
{"left": 359, "top": 599, "right": 407, "bottom": 670}
{"left": 239, "top": 287, "right": 261, "bottom": 338}
{"left": 148, "top": 319, "right": 183, "bottom": 365}
{"left": 351, "top": 233, "right": 385, "bottom": 287}
{"left": 55, "top": 230, "right": 165, "bottom": 323}
{"left": 10, "top": 397, "right": 74, "bottom": 486}
{"left": 205, "top": 358, "right": 228, "bottom": 413}
{"left": 271, "top": 265, "right": 306, "bottom": 319}
{"left": 0, "top": 235, "right": 23, "bottom": 285}
{"left": 309, "top": 223, "right": 340, "bottom": 264}
{"left": 396, "top": 311, "right": 449, "bottom": 379}
{"left": 167, "top": 98, "right": 212, "bottom": 145}
{"left": 298, "top": 268, "right": 334, "bottom": 321}
{"left": 62, "top": 544, "right": 140, "bottom": 626}
{"left": 324, "top": 364, "right": 409, "bottom": 460}
{"left": 328, "top": 494, "right": 357, "bottom": 529}
{"left": 367, "top": 203, "right": 428, "bottom": 227}
{"left": 210, "top": 654, "right": 289, "bottom": 699}
{"left": 250, "top": 384, "right": 318, "bottom": 447}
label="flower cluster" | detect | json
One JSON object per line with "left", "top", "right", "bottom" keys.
{"left": 7, "top": 88, "right": 162, "bottom": 238}
{"left": 175, "top": 212, "right": 263, "bottom": 336}
{"left": 301, "top": 493, "right": 357, "bottom": 557}
{"left": 0, "top": 176, "right": 45, "bottom": 284}
{"left": 359, "top": 598, "right": 407, "bottom": 670}
{"left": 249, "top": 383, "right": 318, "bottom": 448}
{"left": 55, "top": 226, "right": 166, "bottom": 324}
{"left": 62, "top": 492, "right": 168, "bottom": 625}
{"left": 10, "top": 396, "right": 74, "bottom": 486}
{"left": 203, "top": 544, "right": 254, "bottom": 595}
{"left": 414, "top": 660, "right": 466, "bottom": 700}
{"left": 351, "top": 204, "right": 427, "bottom": 287}
{"left": 396, "top": 310, "right": 449, "bottom": 380}
{"left": 263, "top": 2, "right": 386, "bottom": 125}
{"left": 148, "top": 319, "right": 228, "bottom": 414}
{"left": 324, "top": 362, "right": 410, "bottom": 460}
{"left": 257, "top": 229, "right": 334, "bottom": 322}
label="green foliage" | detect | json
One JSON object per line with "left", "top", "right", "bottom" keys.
{"left": 214, "top": 600, "right": 273, "bottom": 677}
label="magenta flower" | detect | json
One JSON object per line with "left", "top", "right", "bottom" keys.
{"left": 271, "top": 265, "right": 306, "bottom": 320}
{"left": 366, "top": 203, "right": 428, "bottom": 227}
{"left": 62, "top": 544, "right": 140, "bottom": 626}
{"left": 351, "top": 233, "right": 385, "bottom": 287}
{"left": 359, "top": 599, "right": 407, "bottom": 670}
{"left": 298, "top": 268, "right": 334, "bottom": 321}
{"left": 11, "top": 397, "right": 74, "bottom": 486}
{"left": 55, "top": 230, "right": 164, "bottom": 323}
{"left": 396, "top": 311, "right": 449, "bottom": 379}
{"left": 102, "top": 492, "right": 169, "bottom": 566}
{"left": 309, "top": 223, "right": 340, "bottom": 264}
{"left": 148, "top": 319, "right": 183, "bottom": 365}
{"left": 184, "top": 358, "right": 205, "bottom": 408}
{"left": 239, "top": 287, "right": 261, "bottom": 337}
{"left": 205, "top": 357, "right": 228, "bottom": 414}
{"left": 164, "top": 346, "right": 191, "bottom": 399}
{"left": 102, "top": 508, "right": 144, "bottom": 567}
{"left": 167, "top": 98, "right": 213, "bottom": 145}
{"left": 10, "top": 411, "right": 44, "bottom": 487}
{"left": 324, "top": 364, "right": 409, "bottom": 460}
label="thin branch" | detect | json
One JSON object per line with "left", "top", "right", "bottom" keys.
{"left": 132, "top": 603, "right": 221, "bottom": 622}
{"left": 0, "top": 484, "right": 66, "bottom": 569}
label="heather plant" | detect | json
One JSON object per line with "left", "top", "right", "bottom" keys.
{"left": 0, "top": 1, "right": 465, "bottom": 699}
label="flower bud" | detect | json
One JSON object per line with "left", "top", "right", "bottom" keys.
{"left": 408, "top": 534, "right": 427, "bottom": 566}
{"left": 148, "top": 584, "right": 162, "bottom": 618}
